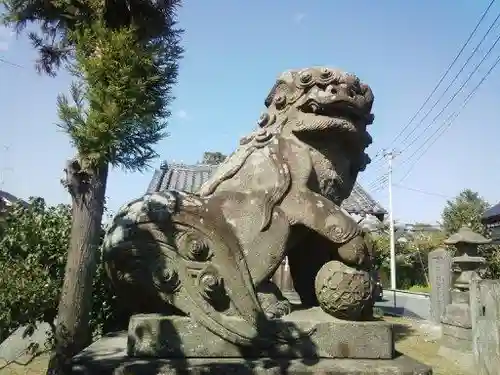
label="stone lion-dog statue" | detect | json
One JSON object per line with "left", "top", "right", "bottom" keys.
{"left": 103, "top": 66, "right": 377, "bottom": 347}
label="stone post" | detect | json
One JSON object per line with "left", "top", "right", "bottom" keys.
{"left": 428, "top": 248, "right": 452, "bottom": 324}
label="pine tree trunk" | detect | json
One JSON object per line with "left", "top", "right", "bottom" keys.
{"left": 46, "top": 159, "right": 109, "bottom": 375}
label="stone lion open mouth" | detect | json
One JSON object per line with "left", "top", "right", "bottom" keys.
{"left": 295, "top": 81, "right": 374, "bottom": 136}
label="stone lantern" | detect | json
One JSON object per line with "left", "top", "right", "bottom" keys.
{"left": 438, "top": 226, "right": 491, "bottom": 368}
{"left": 444, "top": 226, "right": 491, "bottom": 292}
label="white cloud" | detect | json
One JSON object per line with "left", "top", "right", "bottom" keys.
{"left": 294, "top": 13, "right": 306, "bottom": 24}
{"left": 0, "top": 26, "right": 14, "bottom": 51}
{"left": 176, "top": 109, "right": 190, "bottom": 120}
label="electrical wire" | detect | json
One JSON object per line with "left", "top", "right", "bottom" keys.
{"left": 392, "top": 183, "right": 452, "bottom": 199}
{"left": 398, "top": 51, "right": 500, "bottom": 182}
{"left": 396, "top": 10, "right": 500, "bottom": 151}
{"left": 369, "top": 0, "right": 496, "bottom": 164}
{"left": 369, "top": 9, "right": 500, "bottom": 190}
{"left": 0, "top": 57, "right": 24, "bottom": 69}
{"left": 397, "top": 28, "right": 500, "bottom": 157}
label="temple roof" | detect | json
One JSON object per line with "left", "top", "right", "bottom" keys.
{"left": 482, "top": 202, "right": 500, "bottom": 224}
{"left": 0, "top": 190, "right": 27, "bottom": 208}
{"left": 147, "top": 162, "right": 387, "bottom": 218}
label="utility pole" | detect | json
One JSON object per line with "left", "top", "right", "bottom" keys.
{"left": 384, "top": 149, "right": 399, "bottom": 290}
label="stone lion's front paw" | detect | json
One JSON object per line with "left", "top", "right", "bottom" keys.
{"left": 337, "top": 234, "right": 371, "bottom": 268}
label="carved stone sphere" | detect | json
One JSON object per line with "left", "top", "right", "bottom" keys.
{"left": 315, "top": 260, "right": 373, "bottom": 320}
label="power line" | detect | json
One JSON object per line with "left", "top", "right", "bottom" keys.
{"left": 369, "top": 0, "right": 496, "bottom": 164}
{"left": 369, "top": 14, "right": 500, "bottom": 188}
{"left": 396, "top": 10, "right": 500, "bottom": 151}
{"left": 398, "top": 51, "right": 500, "bottom": 182}
{"left": 367, "top": 174, "right": 387, "bottom": 192}
{"left": 397, "top": 27, "right": 500, "bottom": 157}
{"left": 0, "top": 57, "right": 24, "bottom": 69}
{"left": 393, "top": 183, "right": 452, "bottom": 199}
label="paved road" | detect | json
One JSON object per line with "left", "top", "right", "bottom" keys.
{"left": 376, "top": 289, "right": 431, "bottom": 320}
{"left": 284, "top": 289, "right": 431, "bottom": 320}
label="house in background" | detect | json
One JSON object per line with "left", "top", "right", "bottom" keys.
{"left": 0, "top": 190, "right": 28, "bottom": 220}
{"left": 146, "top": 161, "right": 388, "bottom": 295}
{"left": 482, "top": 202, "right": 500, "bottom": 244}
{"left": 0, "top": 190, "right": 27, "bottom": 209}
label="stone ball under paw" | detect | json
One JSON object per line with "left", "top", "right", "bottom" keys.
{"left": 314, "top": 260, "right": 373, "bottom": 320}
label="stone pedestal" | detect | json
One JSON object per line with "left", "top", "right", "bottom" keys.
{"left": 440, "top": 301, "right": 472, "bottom": 351}
{"left": 71, "top": 308, "right": 432, "bottom": 374}
{"left": 438, "top": 277, "right": 476, "bottom": 370}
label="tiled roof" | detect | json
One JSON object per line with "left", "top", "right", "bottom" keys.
{"left": 0, "top": 190, "right": 28, "bottom": 207}
{"left": 482, "top": 202, "right": 500, "bottom": 224}
{"left": 147, "top": 162, "right": 387, "bottom": 217}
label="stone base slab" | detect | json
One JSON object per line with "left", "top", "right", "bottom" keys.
{"left": 440, "top": 333, "right": 472, "bottom": 352}
{"left": 451, "top": 290, "right": 469, "bottom": 304}
{"left": 127, "top": 307, "right": 394, "bottom": 360}
{"left": 438, "top": 346, "right": 474, "bottom": 374}
{"left": 73, "top": 352, "right": 432, "bottom": 375}
{"left": 441, "top": 324, "right": 471, "bottom": 341}
{"left": 440, "top": 303, "right": 471, "bottom": 328}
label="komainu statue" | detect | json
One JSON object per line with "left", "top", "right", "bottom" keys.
{"left": 103, "top": 66, "right": 376, "bottom": 347}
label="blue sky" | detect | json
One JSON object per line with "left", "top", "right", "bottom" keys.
{"left": 1, "top": 1, "right": 500, "bottom": 224}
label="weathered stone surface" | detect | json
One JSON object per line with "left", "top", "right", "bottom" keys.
{"left": 441, "top": 323, "right": 472, "bottom": 341}
{"left": 127, "top": 308, "right": 394, "bottom": 360}
{"left": 428, "top": 248, "right": 452, "bottom": 324}
{"left": 113, "top": 357, "right": 432, "bottom": 375}
{"left": 93, "top": 66, "right": 431, "bottom": 374}
{"left": 72, "top": 334, "right": 431, "bottom": 375}
{"left": 441, "top": 333, "right": 472, "bottom": 351}
{"left": 314, "top": 261, "right": 372, "bottom": 321}
{"left": 440, "top": 303, "right": 471, "bottom": 328}
{"left": 437, "top": 346, "right": 474, "bottom": 373}
{"left": 102, "top": 66, "right": 379, "bottom": 350}
{"left": 470, "top": 279, "right": 500, "bottom": 375}
{"left": 451, "top": 290, "right": 469, "bottom": 304}
{"left": 445, "top": 226, "right": 490, "bottom": 292}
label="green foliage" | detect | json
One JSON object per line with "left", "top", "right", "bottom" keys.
{"left": 57, "top": 19, "right": 181, "bottom": 170}
{"left": 202, "top": 152, "right": 227, "bottom": 165}
{"left": 0, "top": 198, "right": 115, "bottom": 344}
{"left": 2, "top": 0, "right": 183, "bottom": 169}
{"left": 442, "top": 189, "right": 490, "bottom": 235}
{"left": 1, "top": 0, "right": 184, "bottom": 76}
{"left": 441, "top": 188, "right": 500, "bottom": 278}
{"left": 0, "top": 198, "right": 69, "bottom": 342}
{"left": 2, "top": 2, "right": 183, "bottom": 370}
{"left": 370, "top": 229, "right": 445, "bottom": 289}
